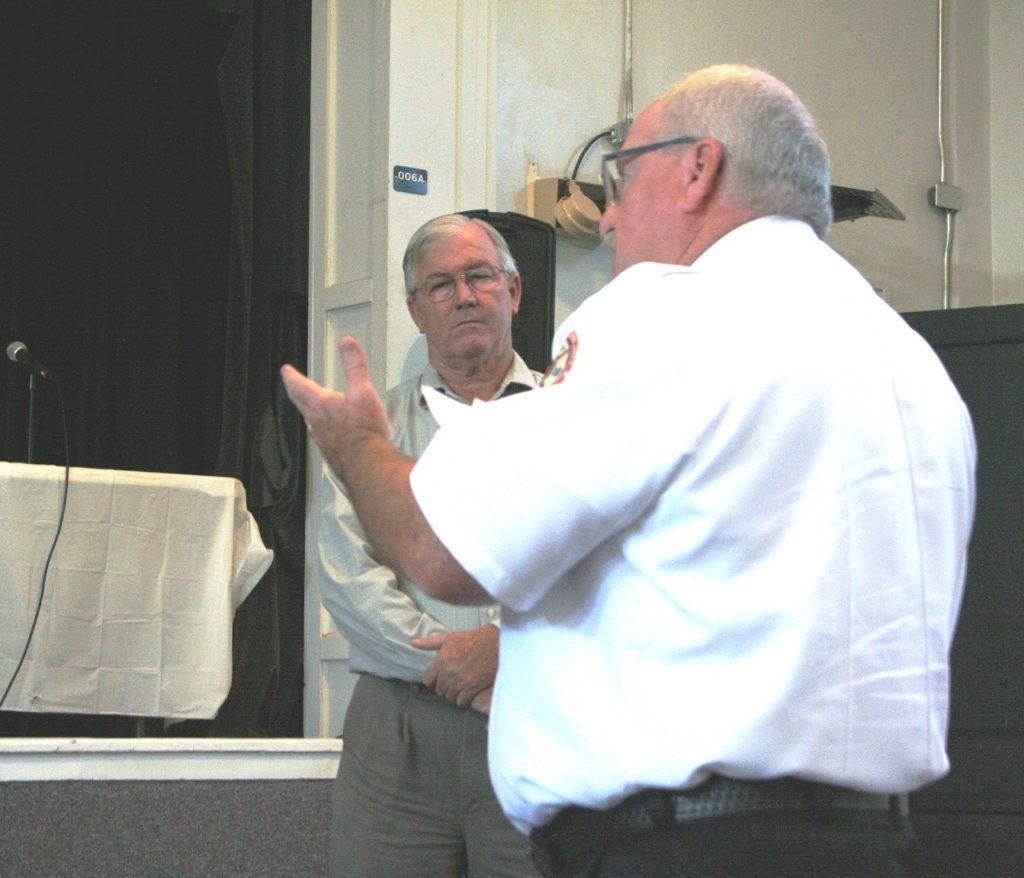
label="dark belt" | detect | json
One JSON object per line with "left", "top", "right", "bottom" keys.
{"left": 530, "top": 776, "right": 906, "bottom": 877}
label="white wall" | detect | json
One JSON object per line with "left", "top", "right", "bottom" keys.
{"left": 384, "top": 2, "right": 497, "bottom": 388}
{"left": 489, "top": 0, "right": 1020, "bottom": 319}
{"left": 493, "top": 1, "right": 619, "bottom": 328}
{"left": 378, "top": 1, "right": 1020, "bottom": 379}
{"left": 989, "top": 0, "right": 1024, "bottom": 304}
{"left": 944, "top": 0, "right": 993, "bottom": 308}
{"left": 384, "top": 2, "right": 457, "bottom": 388}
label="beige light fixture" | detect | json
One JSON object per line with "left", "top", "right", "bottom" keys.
{"left": 553, "top": 180, "right": 602, "bottom": 240}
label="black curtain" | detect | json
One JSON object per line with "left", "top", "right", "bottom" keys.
{"left": 1, "top": 2, "right": 232, "bottom": 473}
{"left": 1, "top": 0, "right": 309, "bottom": 737}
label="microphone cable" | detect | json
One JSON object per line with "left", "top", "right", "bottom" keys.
{"left": 0, "top": 378, "right": 72, "bottom": 710}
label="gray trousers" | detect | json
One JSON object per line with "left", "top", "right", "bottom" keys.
{"left": 330, "top": 674, "right": 538, "bottom": 878}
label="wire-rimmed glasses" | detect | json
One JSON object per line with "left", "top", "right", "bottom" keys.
{"left": 414, "top": 265, "right": 508, "bottom": 304}
{"left": 601, "top": 134, "right": 703, "bottom": 205}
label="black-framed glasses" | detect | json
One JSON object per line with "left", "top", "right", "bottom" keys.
{"left": 601, "top": 134, "right": 703, "bottom": 205}
{"left": 414, "top": 264, "right": 507, "bottom": 304}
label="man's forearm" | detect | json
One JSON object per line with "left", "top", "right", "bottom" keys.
{"left": 281, "top": 345, "right": 490, "bottom": 605}
{"left": 338, "top": 434, "right": 491, "bottom": 604}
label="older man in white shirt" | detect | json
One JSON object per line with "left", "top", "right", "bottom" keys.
{"left": 287, "top": 66, "right": 975, "bottom": 878}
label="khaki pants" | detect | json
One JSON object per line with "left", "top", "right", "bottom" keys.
{"left": 330, "top": 674, "right": 538, "bottom": 878}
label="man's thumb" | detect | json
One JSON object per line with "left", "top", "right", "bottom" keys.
{"left": 338, "top": 336, "right": 371, "bottom": 391}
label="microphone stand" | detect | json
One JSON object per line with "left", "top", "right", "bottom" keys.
{"left": 27, "top": 370, "right": 38, "bottom": 463}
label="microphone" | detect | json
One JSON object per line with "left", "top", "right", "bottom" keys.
{"left": 6, "top": 341, "right": 53, "bottom": 380}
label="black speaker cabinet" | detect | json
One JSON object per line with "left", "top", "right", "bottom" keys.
{"left": 902, "top": 303, "right": 1024, "bottom": 878}
{"left": 461, "top": 210, "right": 556, "bottom": 374}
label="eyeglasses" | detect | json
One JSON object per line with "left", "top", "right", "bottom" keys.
{"left": 601, "top": 134, "right": 703, "bottom": 205}
{"left": 414, "top": 265, "right": 507, "bottom": 304}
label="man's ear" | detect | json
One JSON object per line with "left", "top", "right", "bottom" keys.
{"left": 679, "top": 137, "right": 725, "bottom": 212}
{"left": 406, "top": 295, "right": 427, "bottom": 334}
{"left": 507, "top": 272, "right": 522, "bottom": 315}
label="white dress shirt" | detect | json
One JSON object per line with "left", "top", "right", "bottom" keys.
{"left": 410, "top": 217, "right": 977, "bottom": 833}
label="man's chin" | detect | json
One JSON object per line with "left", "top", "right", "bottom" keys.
{"left": 611, "top": 254, "right": 635, "bottom": 277}
{"left": 447, "top": 335, "right": 494, "bottom": 360}
{"left": 449, "top": 322, "right": 492, "bottom": 343}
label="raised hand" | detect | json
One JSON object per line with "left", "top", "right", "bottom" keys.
{"left": 280, "top": 336, "right": 391, "bottom": 477}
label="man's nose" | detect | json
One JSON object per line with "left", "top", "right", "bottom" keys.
{"left": 453, "top": 275, "right": 477, "bottom": 304}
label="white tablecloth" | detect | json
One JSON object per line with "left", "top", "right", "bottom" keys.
{"left": 0, "top": 463, "right": 273, "bottom": 719}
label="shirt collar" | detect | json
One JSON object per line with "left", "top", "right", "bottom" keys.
{"left": 420, "top": 352, "right": 539, "bottom": 406}
{"left": 691, "top": 215, "right": 818, "bottom": 273}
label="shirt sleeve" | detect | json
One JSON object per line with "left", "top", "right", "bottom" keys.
{"left": 317, "top": 467, "right": 450, "bottom": 680}
{"left": 408, "top": 265, "right": 744, "bottom": 614}
{"left": 411, "top": 370, "right": 697, "bottom": 613}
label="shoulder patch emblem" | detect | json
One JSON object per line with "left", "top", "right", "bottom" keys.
{"left": 541, "top": 331, "right": 578, "bottom": 386}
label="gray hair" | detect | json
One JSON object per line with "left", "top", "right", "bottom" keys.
{"left": 403, "top": 214, "right": 518, "bottom": 296}
{"left": 660, "top": 64, "right": 832, "bottom": 238}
